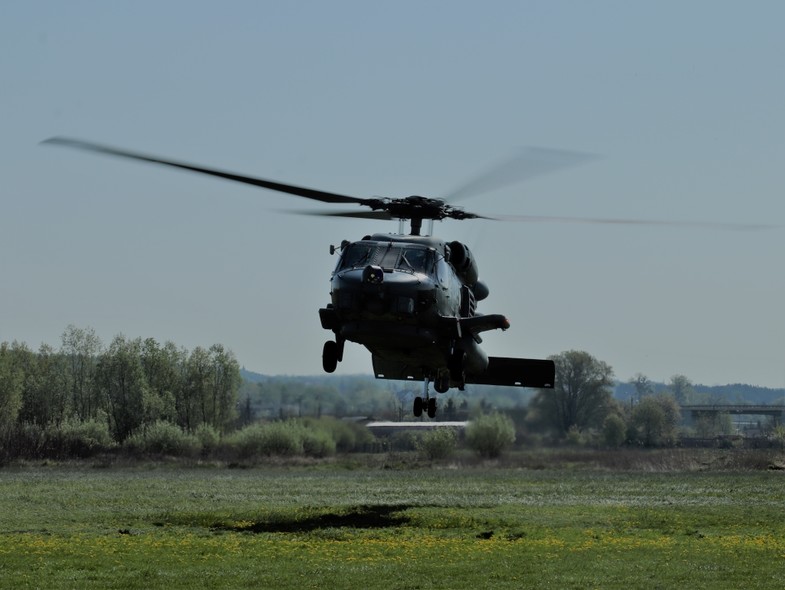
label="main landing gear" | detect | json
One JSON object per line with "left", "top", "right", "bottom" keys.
{"left": 413, "top": 378, "right": 437, "bottom": 419}
{"left": 322, "top": 338, "right": 344, "bottom": 373}
{"left": 413, "top": 348, "right": 465, "bottom": 419}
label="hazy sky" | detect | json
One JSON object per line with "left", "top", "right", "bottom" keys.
{"left": 3, "top": 1, "right": 785, "bottom": 387}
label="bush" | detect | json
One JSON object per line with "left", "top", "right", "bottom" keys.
{"left": 306, "top": 417, "right": 374, "bottom": 452}
{"left": 6, "top": 422, "right": 46, "bottom": 460}
{"left": 311, "top": 418, "right": 381, "bottom": 456}
{"left": 54, "top": 417, "right": 115, "bottom": 457}
{"left": 388, "top": 430, "right": 422, "bottom": 452}
{"left": 195, "top": 424, "right": 220, "bottom": 454}
{"left": 466, "top": 413, "right": 516, "bottom": 458}
{"left": 123, "top": 420, "right": 199, "bottom": 456}
{"left": 417, "top": 427, "right": 457, "bottom": 460}
{"left": 565, "top": 425, "right": 583, "bottom": 446}
{"left": 226, "top": 422, "right": 303, "bottom": 458}
{"left": 300, "top": 427, "right": 337, "bottom": 458}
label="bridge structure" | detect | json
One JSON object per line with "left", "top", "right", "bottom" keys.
{"left": 681, "top": 404, "right": 785, "bottom": 425}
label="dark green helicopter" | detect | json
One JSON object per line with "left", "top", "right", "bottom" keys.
{"left": 44, "top": 138, "right": 766, "bottom": 418}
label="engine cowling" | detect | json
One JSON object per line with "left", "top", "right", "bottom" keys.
{"left": 448, "top": 241, "right": 479, "bottom": 286}
{"left": 473, "top": 280, "right": 489, "bottom": 302}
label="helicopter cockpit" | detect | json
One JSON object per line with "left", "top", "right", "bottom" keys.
{"left": 338, "top": 243, "right": 436, "bottom": 275}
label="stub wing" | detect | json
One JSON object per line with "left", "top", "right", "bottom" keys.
{"left": 437, "top": 314, "right": 510, "bottom": 340}
{"left": 372, "top": 355, "right": 555, "bottom": 389}
{"left": 460, "top": 314, "right": 510, "bottom": 335}
{"left": 466, "top": 357, "right": 555, "bottom": 389}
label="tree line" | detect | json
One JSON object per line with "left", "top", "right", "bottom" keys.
{"left": 2, "top": 326, "right": 773, "bottom": 461}
{"left": 0, "top": 325, "right": 240, "bottom": 458}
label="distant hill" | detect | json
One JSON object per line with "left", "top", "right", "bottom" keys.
{"left": 242, "top": 369, "right": 785, "bottom": 406}
{"left": 613, "top": 381, "right": 785, "bottom": 405}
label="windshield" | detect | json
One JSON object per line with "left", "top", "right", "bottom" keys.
{"left": 399, "top": 248, "right": 432, "bottom": 273}
{"left": 338, "top": 243, "right": 375, "bottom": 269}
{"left": 338, "top": 243, "right": 435, "bottom": 274}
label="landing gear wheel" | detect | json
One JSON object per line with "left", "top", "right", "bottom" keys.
{"left": 413, "top": 396, "right": 424, "bottom": 417}
{"left": 427, "top": 397, "right": 437, "bottom": 418}
{"left": 434, "top": 374, "right": 450, "bottom": 393}
{"left": 322, "top": 341, "right": 339, "bottom": 373}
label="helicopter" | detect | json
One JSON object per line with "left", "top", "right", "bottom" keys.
{"left": 42, "top": 137, "right": 770, "bottom": 418}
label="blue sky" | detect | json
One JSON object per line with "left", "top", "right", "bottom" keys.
{"left": 3, "top": 1, "right": 785, "bottom": 387}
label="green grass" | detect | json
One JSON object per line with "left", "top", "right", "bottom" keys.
{"left": 1, "top": 455, "right": 785, "bottom": 588}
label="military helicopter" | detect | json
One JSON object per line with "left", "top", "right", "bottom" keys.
{"left": 42, "top": 137, "right": 769, "bottom": 418}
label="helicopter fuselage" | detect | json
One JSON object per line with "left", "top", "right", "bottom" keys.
{"left": 319, "top": 232, "right": 515, "bottom": 392}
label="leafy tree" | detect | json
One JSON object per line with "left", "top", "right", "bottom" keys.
{"left": 668, "top": 374, "right": 694, "bottom": 405}
{"left": 20, "top": 344, "right": 70, "bottom": 426}
{"left": 5, "top": 342, "right": 39, "bottom": 424}
{"left": 140, "top": 339, "right": 183, "bottom": 424}
{"left": 530, "top": 350, "right": 615, "bottom": 435}
{"left": 632, "top": 394, "right": 681, "bottom": 446}
{"left": 632, "top": 397, "right": 664, "bottom": 446}
{"left": 61, "top": 325, "right": 102, "bottom": 420}
{"left": 96, "top": 336, "right": 151, "bottom": 442}
{"left": 602, "top": 413, "right": 627, "bottom": 448}
{"left": 207, "top": 344, "right": 241, "bottom": 433}
{"left": 0, "top": 343, "right": 24, "bottom": 441}
{"left": 181, "top": 346, "right": 211, "bottom": 432}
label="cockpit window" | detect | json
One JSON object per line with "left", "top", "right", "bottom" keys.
{"left": 399, "top": 248, "right": 433, "bottom": 273}
{"left": 338, "top": 243, "right": 435, "bottom": 275}
{"left": 338, "top": 244, "right": 376, "bottom": 270}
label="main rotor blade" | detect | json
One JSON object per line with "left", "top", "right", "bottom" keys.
{"left": 494, "top": 214, "right": 778, "bottom": 231}
{"left": 42, "top": 136, "right": 368, "bottom": 205}
{"left": 444, "top": 147, "right": 597, "bottom": 202}
{"left": 292, "top": 209, "right": 395, "bottom": 220}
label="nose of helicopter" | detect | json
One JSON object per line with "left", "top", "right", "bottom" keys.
{"left": 331, "top": 266, "right": 435, "bottom": 316}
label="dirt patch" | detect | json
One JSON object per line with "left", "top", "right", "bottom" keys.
{"left": 216, "top": 504, "right": 411, "bottom": 534}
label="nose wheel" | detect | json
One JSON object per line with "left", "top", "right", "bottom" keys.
{"left": 413, "top": 378, "right": 438, "bottom": 418}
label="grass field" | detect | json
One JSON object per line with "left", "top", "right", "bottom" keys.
{"left": 1, "top": 451, "right": 784, "bottom": 589}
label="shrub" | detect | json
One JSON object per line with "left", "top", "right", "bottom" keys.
{"left": 565, "top": 425, "right": 583, "bottom": 446}
{"left": 297, "top": 417, "right": 381, "bottom": 455}
{"left": 195, "top": 424, "right": 220, "bottom": 454}
{"left": 417, "top": 427, "right": 457, "bottom": 460}
{"left": 226, "top": 422, "right": 304, "bottom": 458}
{"left": 123, "top": 420, "right": 199, "bottom": 456}
{"left": 309, "top": 417, "right": 374, "bottom": 452}
{"left": 466, "top": 413, "right": 516, "bottom": 458}
{"left": 55, "top": 417, "right": 115, "bottom": 457}
{"left": 300, "top": 427, "right": 337, "bottom": 458}
{"left": 388, "top": 430, "right": 422, "bottom": 452}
